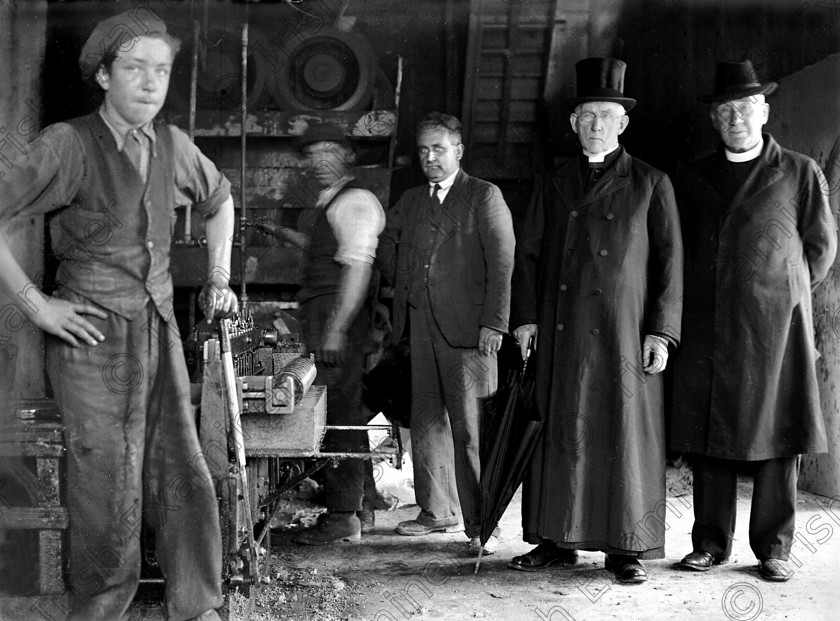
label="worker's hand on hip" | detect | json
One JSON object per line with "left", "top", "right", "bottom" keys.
{"left": 30, "top": 294, "right": 108, "bottom": 347}
{"left": 199, "top": 277, "right": 239, "bottom": 324}
{"left": 318, "top": 328, "right": 347, "bottom": 367}
{"left": 478, "top": 326, "right": 504, "bottom": 357}
{"left": 512, "top": 324, "right": 538, "bottom": 361}
{"left": 643, "top": 334, "right": 669, "bottom": 374}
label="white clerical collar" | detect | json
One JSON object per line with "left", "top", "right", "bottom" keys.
{"left": 583, "top": 144, "right": 620, "bottom": 163}
{"left": 725, "top": 139, "right": 763, "bottom": 163}
{"left": 429, "top": 168, "right": 459, "bottom": 191}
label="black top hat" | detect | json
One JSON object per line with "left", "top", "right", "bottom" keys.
{"left": 699, "top": 60, "right": 778, "bottom": 103}
{"left": 571, "top": 58, "right": 636, "bottom": 112}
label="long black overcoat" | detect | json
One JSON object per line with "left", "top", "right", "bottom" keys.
{"left": 511, "top": 148, "right": 683, "bottom": 557}
{"left": 671, "top": 134, "right": 837, "bottom": 460}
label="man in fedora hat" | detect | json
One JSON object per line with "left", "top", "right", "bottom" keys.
{"left": 509, "top": 57, "right": 683, "bottom": 583}
{"left": 0, "top": 10, "right": 236, "bottom": 620}
{"left": 672, "top": 60, "right": 837, "bottom": 582}
{"left": 284, "top": 125, "right": 386, "bottom": 545}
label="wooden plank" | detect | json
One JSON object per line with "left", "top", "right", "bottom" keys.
{"left": 0, "top": 507, "right": 68, "bottom": 530}
{"left": 38, "top": 530, "right": 64, "bottom": 594}
{"left": 0, "top": 594, "right": 71, "bottom": 621}
{"left": 163, "top": 109, "right": 397, "bottom": 138}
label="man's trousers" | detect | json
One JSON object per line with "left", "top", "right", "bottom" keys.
{"left": 47, "top": 295, "right": 222, "bottom": 621}
{"left": 691, "top": 455, "right": 799, "bottom": 562}
{"left": 300, "top": 294, "right": 372, "bottom": 513}
{"left": 408, "top": 294, "right": 497, "bottom": 538}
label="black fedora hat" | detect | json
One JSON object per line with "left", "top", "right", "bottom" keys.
{"left": 699, "top": 60, "right": 777, "bottom": 103}
{"left": 571, "top": 57, "right": 636, "bottom": 112}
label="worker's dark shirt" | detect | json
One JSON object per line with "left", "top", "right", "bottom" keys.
{"left": 0, "top": 110, "right": 230, "bottom": 320}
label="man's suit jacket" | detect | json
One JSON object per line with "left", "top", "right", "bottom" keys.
{"left": 378, "top": 168, "right": 515, "bottom": 348}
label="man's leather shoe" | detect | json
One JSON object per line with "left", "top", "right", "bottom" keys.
{"left": 395, "top": 518, "right": 464, "bottom": 536}
{"left": 679, "top": 550, "right": 724, "bottom": 571}
{"left": 605, "top": 555, "right": 647, "bottom": 584}
{"left": 293, "top": 512, "right": 361, "bottom": 545}
{"left": 469, "top": 535, "right": 498, "bottom": 556}
{"left": 759, "top": 558, "right": 793, "bottom": 582}
{"left": 189, "top": 610, "right": 222, "bottom": 621}
{"left": 395, "top": 511, "right": 464, "bottom": 536}
{"left": 508, "top": 543, "right": 578, "bottom": 572}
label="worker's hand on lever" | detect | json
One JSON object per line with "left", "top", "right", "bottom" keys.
{"left": 198, "top": 275, "right": 239, "bottom": 324}
{"left": 318, "top": 327, "right": 347, "bottom": 367}
{"left": 512, "top": 324, "right": 538, "bottom": 361}
{"left": 29, "top": 293, "right": 108, "bottom": 348}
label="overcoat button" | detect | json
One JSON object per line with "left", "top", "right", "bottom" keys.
{"left": 599, "top": 249, "right": 608, "bottom": 256}
{"left": 591, "top": 328, "right": 600, "bottom": 335}
{"left": 556, "top": 323, "right": 565, "bottom": 331}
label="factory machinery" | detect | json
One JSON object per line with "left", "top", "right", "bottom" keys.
{"left": 168, "top": 309, "right": 400, "bottom": 619}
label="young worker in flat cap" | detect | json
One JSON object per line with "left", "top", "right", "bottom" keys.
{"left": 0, "top": 11, "right": 236, "bottom": 620}
{"left": 509, "top": 58, "right": 683, "bottom": 583}
{"left": 672, "top": 60, "right": 837, "bottom": 582}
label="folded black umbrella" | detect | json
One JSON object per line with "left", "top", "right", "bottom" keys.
{"left": 475, "top": 336, "right": 542, "bottom": 572}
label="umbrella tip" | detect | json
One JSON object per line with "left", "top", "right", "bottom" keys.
{"left": 473, "top": 548, "right": 484, "bottom": 573}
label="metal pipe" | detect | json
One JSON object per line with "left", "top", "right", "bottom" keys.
{"left": 239, "top": 18, "right": 249, "bottom": 307}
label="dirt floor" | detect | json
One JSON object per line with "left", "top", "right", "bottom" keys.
{"left": 126, "top": 464, "right": 840, "bottom": 621}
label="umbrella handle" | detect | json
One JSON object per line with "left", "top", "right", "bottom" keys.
{"left": 521, "top": 335, "right": 535, "bottom": 374}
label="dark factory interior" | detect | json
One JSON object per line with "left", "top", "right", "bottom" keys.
{"left": 1, "top": 0, "right": 839, "bottom": 619}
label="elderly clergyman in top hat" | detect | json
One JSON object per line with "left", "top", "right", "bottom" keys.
{"left": 509, "top": 58, "right": 683, "bottom": 583}
{"left": 672, "top": 61, "right": 837, "bottom": 582}
{"left": 0, "top": 10, "right": 237, "bottom": 620}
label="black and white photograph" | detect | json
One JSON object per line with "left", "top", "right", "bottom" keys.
{"left": 1, "top": 0, "right": 838, "bottom": 619}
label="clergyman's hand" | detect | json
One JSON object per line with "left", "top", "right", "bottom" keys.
{"left": 28, "top": 294, "right": 108, "bottom": 348}
{"left": 512, "top": 324, "right": 538, "bottom": 361}
{"left": 642, "top": 335, "right": 669, "bottom": 374}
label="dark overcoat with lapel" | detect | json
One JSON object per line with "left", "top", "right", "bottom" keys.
{"left": 671, "top": 134, "right": 837, "bottom": 460}
{"left": 378, "top": 168, "right": 515, "bottom": 347}
{"left": 511, "top": 147, "right": 683, "bottom": 557}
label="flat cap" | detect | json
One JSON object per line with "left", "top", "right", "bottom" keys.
{"left": 78, "top": 9, "right": 169, "bottom": 81}
{"left": 296, "top": 123, "right": 348, "bottom": 148}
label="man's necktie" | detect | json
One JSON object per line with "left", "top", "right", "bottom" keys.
{"left": 124, "top": 129, "right": 147, "bottom": 183}
{"left": 431, "top": 183, "right": 442, "bottom": 207}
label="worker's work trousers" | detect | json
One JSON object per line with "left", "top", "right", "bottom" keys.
{"left": 301, "top": 294, "right": 373, "bottom": 513}
{"left": 47, "top": 295, "right": 222, "bottom": 621}
{"left": 408, "top": 294, "right": 496, "bottom": 538}
{"left": 691, "top": 455, "right": 799, "bottom": 562}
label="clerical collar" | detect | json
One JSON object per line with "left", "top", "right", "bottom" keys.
{"left": 725, "top": 139, "right": 763, "bottom": 163}
{"left": 584, "top": 144, "right": 620, "bottom": 163}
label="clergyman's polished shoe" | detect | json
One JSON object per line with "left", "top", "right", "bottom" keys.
{"left": 759, "top": 558, "right": 793, "bottom": 582}
{"left": 605, "top": 554, "right": 647, "bottom": 584}
{"left": 508, "top": 543, "right": 579, "bottom": 572}
{"left": 679, "top": 550, "right": 725, "bottom": 571}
